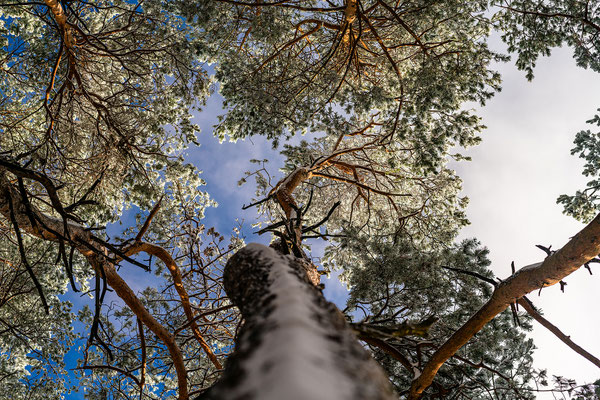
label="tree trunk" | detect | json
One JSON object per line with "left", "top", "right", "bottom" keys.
{"left": 198, "top": 243, "right": 396, "bottom": 400}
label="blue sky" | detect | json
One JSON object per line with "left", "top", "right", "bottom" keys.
{"left": 191, "top": 43, "right": 600, "bottom": 394}
{"left": 63, "top": 85, "right": 350, "bottom": 400}
{"left": 184, "top": 40, "right": 600, "bottom": 393}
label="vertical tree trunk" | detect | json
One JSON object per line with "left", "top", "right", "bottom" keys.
{"left": 198, "top": 243, "right": 396, "bottom": 400}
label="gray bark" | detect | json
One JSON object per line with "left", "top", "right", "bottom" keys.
{"left": 199, "top": 243, "right": 396, "bottom": 400}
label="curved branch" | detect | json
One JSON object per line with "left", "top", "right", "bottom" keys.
{"left": 0, "top": 170, "right": 190, "bottom": 400}
{"left": 83, "top": 256, "right": 190, "bottom": 400}
{"left": 358, "top": 335, "right": 414, "bottom": 372}
{"left": 124, "top": 241, "right": 223, "bottom": 370}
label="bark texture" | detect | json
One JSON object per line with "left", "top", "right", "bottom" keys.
{"left": 198, "top": 243, "right": 396, "bottom": 400}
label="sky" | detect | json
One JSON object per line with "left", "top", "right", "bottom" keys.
{"left": 61, "top": 39, "right": 600, "bottom": 399}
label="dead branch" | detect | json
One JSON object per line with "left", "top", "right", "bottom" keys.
{"left": 137, "top": 317, "right": 147, "bottom": 396}
{"left": 301, "top": 201, "right": 341, "bottom": 233}
{"left": 518, "top": 296, "right": 600, "bottom": 369}
{"left": 135, "top": 197, "right": 162, "bottom": 242}
{"left": 358, "top": 335, "right": 414, "bottom": 372}
{"left": 241, "top": 195, "right": 273, "bottom": 210}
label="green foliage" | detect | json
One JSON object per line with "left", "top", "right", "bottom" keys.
{"left": 2, "top": 0, "right": 600, "bottom": 398}
{"left": 1, "top": 0, "right": 211, "bottom": 224}
{"left": 0, "top": 231, "right": 78, "bottom": 398}
{"left": 194, "top": 0, "right": 503, "bottom": 165}
{"left": 336, "top": 234, "right": 537, "bottom": 398}
{"left": 74, "top": 221, "right": 242, "bottom": 399}
{"left": 558, "top": 111, "right": 600, "bottom": 221}
{"left": 0, "top": 0, "right": 217, "bottom": 396}
{"left": 496, "top": 0, "right": 600, "bottom": 80}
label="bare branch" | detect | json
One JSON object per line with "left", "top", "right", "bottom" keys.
{"left": 135, "top": 197, "right": 163, "bottom": 242}
{"left": 124, "top": 242, "right": 223, "bottom": 370}
{"left": 518, "top": 296, "right": 600, "bottom": 369}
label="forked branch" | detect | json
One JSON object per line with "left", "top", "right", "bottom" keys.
{"left": 124, "top": 241, "right": 223, "bottom": 369}
{"left": 0, "top": 170, "right": 190, "bottom": 400}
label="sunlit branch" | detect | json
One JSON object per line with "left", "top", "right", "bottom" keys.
{"left": 124, "top": 241, "right": 223, "bottom": 370}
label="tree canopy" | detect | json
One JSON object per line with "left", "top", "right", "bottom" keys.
{"left": 1, "top": 0, "right": 600, "bottom": 399}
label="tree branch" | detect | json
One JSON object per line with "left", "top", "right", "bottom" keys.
{"left": 124, "top": 241, "right": 223, "bottom": 370}
{"left": 409, "top": 211, "right": 600, "bottom": 398}
{"left": 358, "top": 335, "right": 414, "bottom": 372}
{"left": 518, "top": 296, "right": 600, "bottom": 369}
{"left": 135, "top": 197, "right": 162, "bottom": 242}
{"left": 0, "top": 170, "right": 190, "bottom": 400}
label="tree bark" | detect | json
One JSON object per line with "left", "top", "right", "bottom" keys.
{"left": 198, "top": 243, "right": 396, "bottom": 400}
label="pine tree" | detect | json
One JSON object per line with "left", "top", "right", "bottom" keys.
{"left": 1, "top": 1, "right": 600, "bottom": 399}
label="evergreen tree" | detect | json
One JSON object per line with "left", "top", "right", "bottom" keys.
{"left": 1, "top": 1, "right": 600, "bottom": 399}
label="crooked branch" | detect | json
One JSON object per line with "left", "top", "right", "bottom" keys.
{"left": 0, "top": 170, "right": 190, "bottom": 400}
{"left": 124, "top": 241, "right": 223, "bottom": 370}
